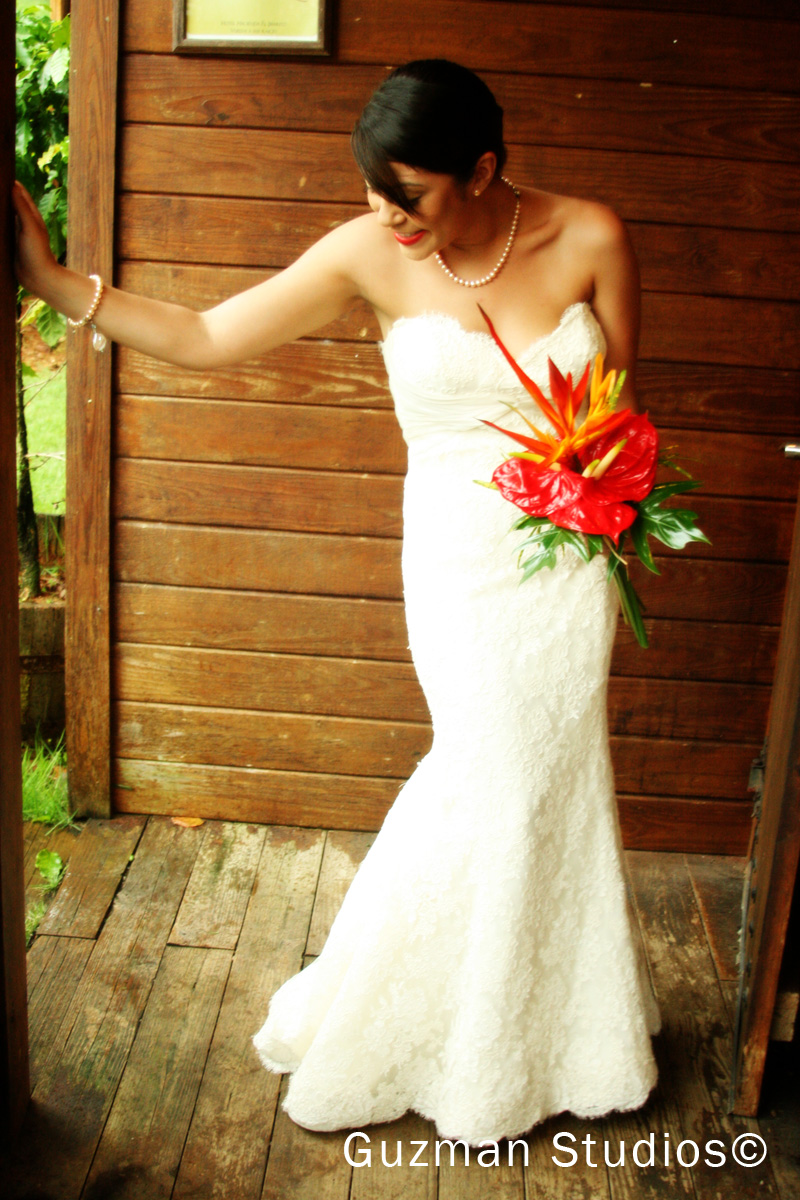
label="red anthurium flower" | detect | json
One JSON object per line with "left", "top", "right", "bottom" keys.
{"left": 492, "top": 411, "right": 658, "bottom": 541}
{"left": 492, "top": 455, "right": 641, "bottom": 541}
{"left": 576, "top": 411, "right": 659, "bottom": 504}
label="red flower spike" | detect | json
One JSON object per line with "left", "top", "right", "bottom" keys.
{"left": 477, "top": 305, "right": 567, "bottom": 436}
{"left": 480, "top": 418, "right": 553, "bottom": 459}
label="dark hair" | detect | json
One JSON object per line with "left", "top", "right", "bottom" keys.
{"left": 351, "top": 60, "right": 507, "bottom": 213}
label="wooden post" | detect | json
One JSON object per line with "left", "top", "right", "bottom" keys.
{"left": 65, "top": 0, "right": 120, "bottom": 817}
{"left": 0, "top": 0, "right": 31, "bottom": 1138}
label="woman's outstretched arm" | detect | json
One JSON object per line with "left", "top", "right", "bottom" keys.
{"left": 13, "top": 180, "right": 364, "bottom": 369}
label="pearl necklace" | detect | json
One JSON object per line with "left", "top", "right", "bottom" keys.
{"left": 435, "top": 177, "right": 521, "bottom": 289}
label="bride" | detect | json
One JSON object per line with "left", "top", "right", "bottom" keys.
{"left": 15, "top": 59, "right": 659, "bottom": 1143}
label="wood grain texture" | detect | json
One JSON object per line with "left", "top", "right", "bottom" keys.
{"left": 685, "top": 853, "right": 747, "bottom": 981}
{"left": 118, "top": 230, "right": 800, "bottom": 307}
{"left": 733, "top": 488, "right": 800, "bottom": 1115}
{"left": 121, "top": 55, "right": 800, "bottom": 165}
{"left": 173, "top": 827, "right": 325, "bottom": 1200}
{"left": 112, "top": 641, "right": 769, "bottom": 744}
{"left": 112, "top": 398, "right": 800, "bottom": 496}
{"left": 618, "top": 798, "right": 750, "bottom": 856}
{"left": 108, "top": 547, "right": 787, "bottom": 630}
{"left": 37, "top": 814, "right": 146, "bottom": 939}
{"left": 115, "top": 699, "right": 432, "bottom": 780}
{"left": 65, "top": 0, "right": 119, "bottom": 818}
{"left": 110, "top": 503, "right": 794, "bottom": 599}
{"left": 122, "top": 0, "right": 800, "bottom": 93}
{"left": 83, "top": 944, "right": 232, "bottom": 1200}
{"left": 113, "top": 522, "right": 404, "bottom": 598}
{"left": 168, "top": 820, "right": 267, "bottom": 950}
{"left": 115, "top": 395, "right": 407, "bottom": 473}
{"left": 116, "top": 260, "right": 380, "bottom": 342}
{"left": 114, "top": 582, "right": 411, "bottom": 660}
{"left": 114, "top": 697, "right": 756, "bottom": 801}
{"left": 0, "top": 0, "right": 29, "bottom": 1134}
{"left": 628, "top": 851, "right": 779, "bottom": 1199}
{"left": 113, "top": 459, "right": 405, "bottom": 538}
{"left": 112, "top": 760, "right": 754, "bottom": 850}
{"left": 7, "top": 818, "right": 203, "bottom": 1198}
{"left": 262, "top": 1075, "right": 353, "bottom": 1200}
{"left": 114, "top": 643, "right": 427, "bottom": 721}
{"left": 25, "top": 936, "right": 94, "bottom": 1092}
{"left": 119, "top": 129, "right": 800, "bottom": 232}
{"left": 113, "top": 331, "right": 800, "bottom": 435}
{"left": 114, "top": 757, "right": 400, "bottom": 831}
{"left": 113, "top": 584, "right": 780, "bottom": 683}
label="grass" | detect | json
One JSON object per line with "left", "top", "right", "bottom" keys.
{"left": 22, "top": 733, "right": 75, "bottom": 943}
{"left": 19, "top": 364, "right": 66, "bottom": 515}
{"left": 22, "top": 732, "right": 75, "bottom": 830}
{"left": 25, "top": 897, "right": 48, "bottom": 945}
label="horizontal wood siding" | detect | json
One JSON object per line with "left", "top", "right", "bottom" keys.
{"left": 112, "top": 0, "right": 800, "bottom": 851}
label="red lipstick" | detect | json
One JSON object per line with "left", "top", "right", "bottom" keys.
{"left": 394, "top": 229, "right": 425, "bottom": 246}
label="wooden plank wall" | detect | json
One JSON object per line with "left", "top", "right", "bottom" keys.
{"left": 107, "top": 0, "right": 800, "bottom": 852}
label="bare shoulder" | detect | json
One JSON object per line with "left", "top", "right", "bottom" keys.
{"left": 312, "top": 211, "right": 387, "bottom": 262}
{"left": 300, "top": 210, "right": 394, "bottom": 293}
{"left": 558, "top": 195, "right": 630, "bottom": 256}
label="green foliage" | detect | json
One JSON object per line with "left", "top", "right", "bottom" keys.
{"left": 25, "top": 897, "right": 47, "bottom": 945}
{"left": 35, "top": 847, "right": 65, "bottom": 889}
{"left": 25, "top": 845, "right": 67, "bottom": 945}
{"left": 22, "top": 732, "right": 76, "bottom": 830}
{"left": 16, "top": 3, "right": 70, "bottom": 339}
{"left": 18, "top": 363, "right": 67, "bottom": 514}
{"left": 509, "top": 475, "right": 710, "bottom": 650}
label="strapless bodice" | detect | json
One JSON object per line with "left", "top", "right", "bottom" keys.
{"left": 380, "top": 301, "right": 607, "bottom": 446}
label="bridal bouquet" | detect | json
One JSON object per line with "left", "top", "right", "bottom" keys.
{"left": 478, "top": 307, "right": 709, "bottom": 648}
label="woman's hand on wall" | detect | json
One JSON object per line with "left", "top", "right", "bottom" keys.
{"left": 13, "top": 181, "right": 59, "bottom": 296}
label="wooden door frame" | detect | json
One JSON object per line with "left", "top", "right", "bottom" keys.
{"left": 1, "top": 0, "right": 30, "bottom": 1138}
{"left": 732, "top": 475, "right": 800, "bottom": 1114}
{"left": 65, "top": 0, "right": 120, "bottom": 818}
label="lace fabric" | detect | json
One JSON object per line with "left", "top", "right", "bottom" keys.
{"left": 253, "top": 303, "right": 660, "bottom": 1144}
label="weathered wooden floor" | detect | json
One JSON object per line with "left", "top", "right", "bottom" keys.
{"left": 3, "top": 815, "right": 798, "bottom": 1200}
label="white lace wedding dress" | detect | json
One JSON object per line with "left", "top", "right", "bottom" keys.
{"left": 253, "top": 301, "right": 660, "bottom": 1143}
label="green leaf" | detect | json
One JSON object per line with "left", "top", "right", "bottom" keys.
{"left": 35, "top": 848, "right": 64, "bottom": 890}
{"left": 629, "top": 514, "right": 660, "bottom": 574}
{"left": 41, "top": 46, "right": 69, "bottom": 87}
{"left": 643, "top": 506, "right": 710, "bottom": 550}
{"left": 607, "top": 368, "right": 627, "bottom": 411}
{"left": 511, "top": 513, "right": 551, "bottom": 532}
{"left": 520, "top": 546, "right": 558, "bottom": 578}
{"left": 20, "top": 297, "right": 45, "bottom": 328}
{"left": 639, "top": 480, "right": 702, "bottom": 510}
{"left": 52, "top": 16, "right": 71, "bottom": 51}
{"left": 36, "top": 303, "right": 66, "bottom": 348}
{"left": 610, "top": 566, "right": 649, "bottom": 648}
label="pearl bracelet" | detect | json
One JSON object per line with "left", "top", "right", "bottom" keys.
{"left": 67, "top": 273, "right": 104, "bottom": 328}
{"left": 67, "top": 274, "right": 107, "bottom": 350}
